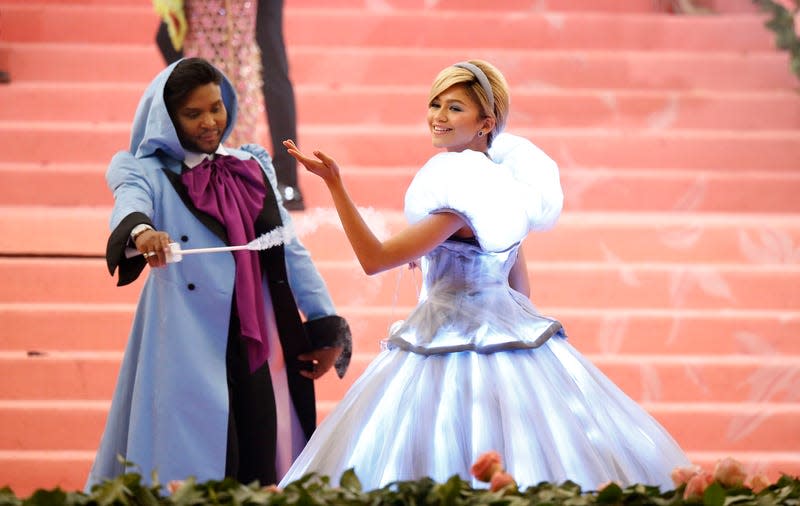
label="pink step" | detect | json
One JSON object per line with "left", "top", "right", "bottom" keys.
{"left": 3, "top": 161, "right": 799, "bottom": 213}
{"left": 297, "top": 168, "right": 800, "bottom": 213}
{"left": 290, "top": 48, "right": 797, "bottom": 91}
{"left": 1, "top": 5, "right": 774, "bottom": 52}
{"left": 283, "top": 0, "right": 762, "bottom": 14}
{"left": 0, "top": 206, "right": 110, "bottom": 255}
{"left": 284, "top": 11, "right": 774, "bottom": 51}
{"left": 0, "top": 401, "right": 107, "bottom": 451}
{"left": 555, "top": 308, "right": 800, "bottom": 356}
{"left": 528, "top": 212, "right": 800, "bottom": 264}
{"left": 4, "top": 84, "right": 799, "bottom": 131}
{"left": 3, "top": 123, "right": 799, "bottom": 171}
{"left": 1, "top": 5, "right": 157, "bottom": 45}
{"left": 0, "top": 0, "right": 759, "bottom": 14}
{"left": 313, "top": 354, "right": 800, "bottom": 405}
{"left": 0, "top": 304, "right": 133, "bottom": 352}
{"left": 1, "top": 401, "right": 797, "bottom": 455}
{"left": 557, "top": 170, "right": 800, "bottom": 213}
{"left": 297, "top": 127, "right": 800, "bottom": 171}
{"left": 2, "top": 350, "right": 798, "bottom": 404}
{"left": 320, "top": 261, "right": 800, "bottom": 310}
{"left": 296, "top": 88, "right": 800, "bottom": 130}
{"left": 0, "top": 0, "right": 140, "bottom": 4}
{"left": 4, "top": 304, "right": 800, "bottom": 357}
{"left": 291, "top": 210, "right": 800, "bottom": 265}
{"left": 0, "top": 164, "right": 115, "bottom": 207}
{"left": 654, "top": 404, "right": 800, "bottom": 453}
{"left": 2, "top": 44, "right": 796, "bottom": 91}
{"left": 4, "top": 207, "right": 800, "bottom": 262}
{"left": 0, "top": 83, "right": 143, "bottom": 123}
{"left": 0, "top": 451, "right": 94, "bottom": 497}
{"left": 1, "top": 257, "right": 800, "bottom": 310}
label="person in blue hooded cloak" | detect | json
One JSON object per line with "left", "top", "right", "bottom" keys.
{"left": 85, "top": 57, "right": 351, "bottom": 489}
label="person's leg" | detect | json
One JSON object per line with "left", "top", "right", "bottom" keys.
{"left": 226, "top": 309, "right": 278, "bottom": 484}
{"left": 156, "top": 20, "right": 184, "bottom": 65}
{"left": 255, "top": 0, "right": 305, "bottom": 210}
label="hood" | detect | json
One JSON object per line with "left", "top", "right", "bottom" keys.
{"left": 129, "top": 58, "right": 239, "bottom": 160}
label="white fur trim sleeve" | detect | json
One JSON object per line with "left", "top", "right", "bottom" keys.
{"left": 404, "top": 135, "right": 563, "bottom": 251}
{"left": 488, "top": 133, "right": 563, "bottom": 232}
{"left": 404, "top": 150, "right": 531, "bottom": 252}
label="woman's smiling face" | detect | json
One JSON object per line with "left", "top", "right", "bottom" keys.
{"left": 427, "top": 84, "right": 489, "bottom": 153}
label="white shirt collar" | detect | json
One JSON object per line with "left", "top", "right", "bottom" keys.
{"left": 184, "top": 144, "right": 230, "bottom": 169}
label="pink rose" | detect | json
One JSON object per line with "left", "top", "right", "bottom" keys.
{"left": 489, "top": 471, "right": 517, "bottom": 492}
{"left": 166, "top": 480, "right": 184, "bottom": 494}
{"left": 713, "top": 457, "right": 748, "bottom": 488}
{"left": 471, "top": 451, "right": 503, "bottom": 482}
{"left": 671, "top": 465, "right": 701, "bottom": 487}
{"left": 749, "top": 473, "right": 771, "bottom": 493}
{"left": 683, "top": 472, "right": 714, "bottom": 500}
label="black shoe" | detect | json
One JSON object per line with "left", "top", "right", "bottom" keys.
{"left": 0, "top": 71, "right": 10, "bottom": 84}
{"left": 279, "top": 184, "right": 305, "bottom": 211}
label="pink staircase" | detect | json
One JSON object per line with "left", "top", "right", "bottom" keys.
{"left": 1, "top": 0, "right": 799, "bottom": 496}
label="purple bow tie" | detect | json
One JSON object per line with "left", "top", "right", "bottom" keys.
{"left": 181, "top": 155, "right": 271, "bottom": 372}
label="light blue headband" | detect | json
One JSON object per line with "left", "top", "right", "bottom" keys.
{"left": 453, "top": 61, "right": 495, "bottom": 113}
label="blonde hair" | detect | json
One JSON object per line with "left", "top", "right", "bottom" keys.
{"left": 427, "top": 59, "right": 510, "bottom": 147}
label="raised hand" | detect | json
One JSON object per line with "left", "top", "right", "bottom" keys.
{"left": 282, "top": 139, "right": 341, "bottom": 184}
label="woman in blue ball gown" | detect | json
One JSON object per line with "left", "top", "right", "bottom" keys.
{"left": 278, "top": 59, "right": 690, "bottom": 491}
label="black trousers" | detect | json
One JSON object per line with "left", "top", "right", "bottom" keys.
{"left": 225, "top": 310, "right": 278, "bottom": 485}
{"left": 156, "top": 0, "right": 299, "bottom": 187}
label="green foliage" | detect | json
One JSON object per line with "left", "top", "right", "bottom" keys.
{"left": 753, "top": 0, "right": 800, "bottom": 80}
{"left": 1, "top": 471, "right": 799, "bottom": 506}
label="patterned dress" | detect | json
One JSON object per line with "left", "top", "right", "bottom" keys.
{"left": 183, "top": 0, "right": 264, "bottom": 147}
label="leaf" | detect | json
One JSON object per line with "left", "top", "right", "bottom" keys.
{"left": 723, "top": 494, "right": 756, "bottom": 505}
{"left": 7, "top": 468, "right": 800, "bottom": 506}
{"left": 431, "top": 475, "right": 467, "bottom": 505}
{"left": 596, "top": 483, "right": 623, "bottom": 503}
{"left": 20, "top": 490, "right": 67, "bottom": 506}
{"left": 130, "top": 486, "right": 160, "bottom": 506}
{"left": 702, "top": 483, "right": 726, "bottom": 506}
{"left": 91, "top": 478, "right": 132, "bottom": 506}
{"left": 339, "top": 469, "right": 362, "bottom": 493}
{"left": 0, "top": 487, "right": 21, "bottom": 506}
{"left": 170, "top": 477, "right": 206, "bottom": 506}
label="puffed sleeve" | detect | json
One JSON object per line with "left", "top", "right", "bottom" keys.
{"left": 488, "top": 133, "right": 563, "bottom": 231}
{"left": 404, "top": 149, "right": 530, "bottom": 252}
{"left": 404, "top": 133, "right": 563, "bottom": 251}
